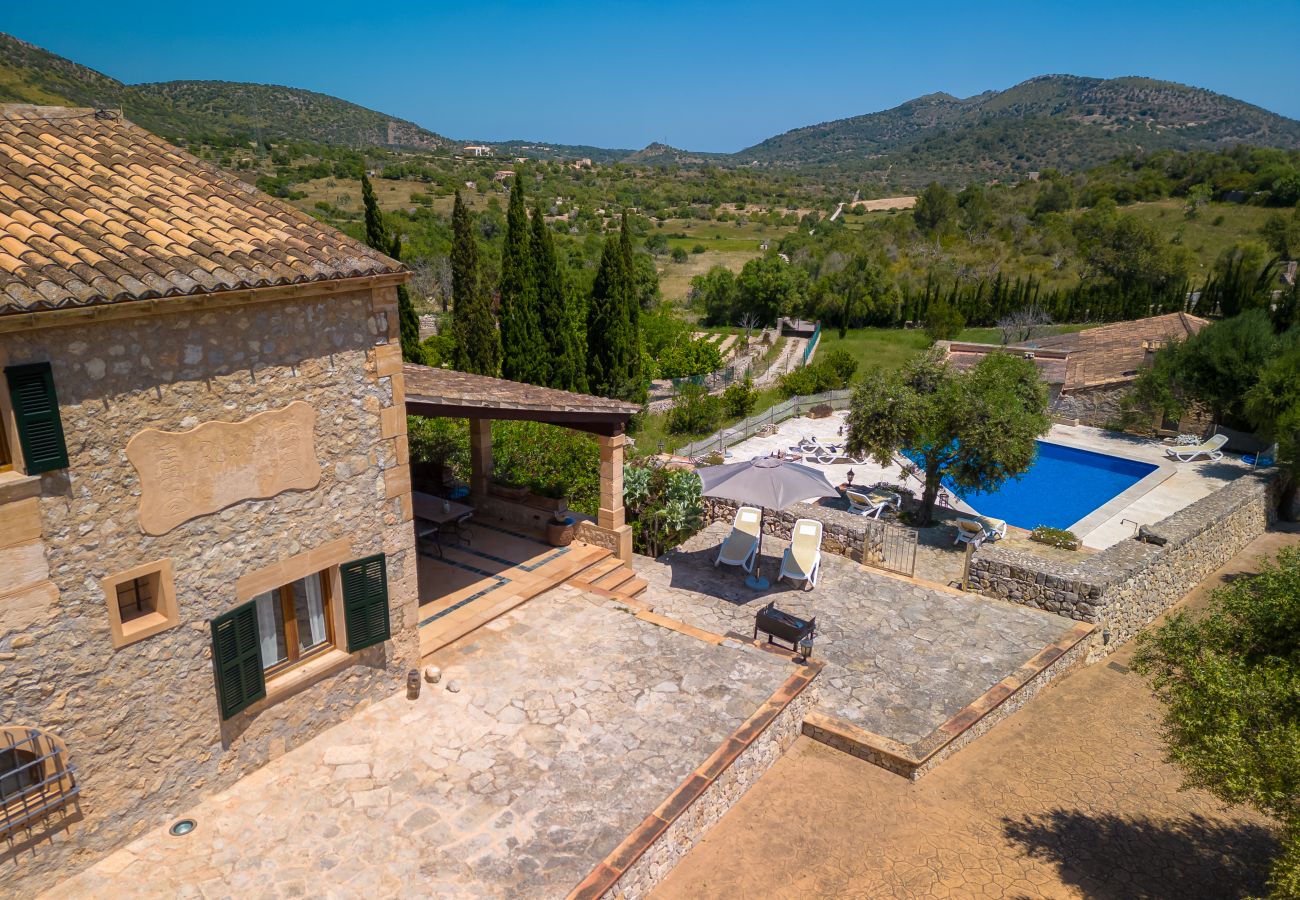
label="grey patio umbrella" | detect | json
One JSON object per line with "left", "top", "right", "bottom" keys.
{"left": 695, "top": 457, "right": 839, "bottom": 589}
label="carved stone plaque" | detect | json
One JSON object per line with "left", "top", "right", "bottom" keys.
{"left": 127, "top": 401, "right": 321, "bottom": 535}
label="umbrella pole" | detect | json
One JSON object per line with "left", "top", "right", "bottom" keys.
{"left": 745, "top": 505, "right": 771, "bottom": 590}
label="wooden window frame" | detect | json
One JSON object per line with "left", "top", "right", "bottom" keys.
{"left": 0, "top": 410, "right": 11, "bottom": 473}
{"left": 261, "top": 572, "right": 337, "bottom": 680}
{"left": 101, "top": 559, "right": 180, "bottom": 649}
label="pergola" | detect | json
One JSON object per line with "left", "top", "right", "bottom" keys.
{"left": 403, "top": 364, "right": 640, "bottom": 560}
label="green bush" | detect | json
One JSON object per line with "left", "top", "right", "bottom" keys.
{"left": 691, "top": 243, "right": 706, "bottom": 254}
{"left": 623, "top": 463, "right": 705, "bottom": 557}
{"left": 776, "top": 361, "right": 847, "bottom": 398}
{"left": 407, "top": 416, "right": 469, "bottom": 476}
{"left": 924, "top": 298, "right": 966, "bottom": 341}
{"left": 1029, "top": 525, "right": 1080, "bottom": 550}
{"left": 820, "top": 347, "right": 859, "bottom": 385}
{"left": 722, "top": 377, "right": 758, "bottom": 419}
{"left": 671, "top": 246, "right": 688, "bottom": 263}
{"left": 491, "top": 421, "right": 601, "bottom": 515}
{"left": 667, "top": 383, "right": 723, "bottom": 435}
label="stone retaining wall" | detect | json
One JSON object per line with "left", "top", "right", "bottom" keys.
{"left": 703, "top": 497, "right": 868, "bottom": 563}
{"left": 969, "top": 473, "right": 1276, "bottom": 657}
{"left": 571, "top": 661, "right": 820, "bottom": 900}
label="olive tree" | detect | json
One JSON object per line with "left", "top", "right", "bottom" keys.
{"left": 844, "top": 350, "right": 1050, "bottom": 525}
{"left": 1134, "top": 549, "right": 1300, "bottom": 897}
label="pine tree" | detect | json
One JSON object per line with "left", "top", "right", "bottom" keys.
{"left": 361, "top": 173, "right": 424, "bottom": 364}
{"left": 451, "top": 191, "right": 499, "bottom": 376}
{"left": 531, "top": 205, "right": 586, "bottom": 392}
{"left": 498, "top": 172, "right": 546, "bottom": 384}
{"left": 586, "top": 233, "right": 632, "bottom": 400}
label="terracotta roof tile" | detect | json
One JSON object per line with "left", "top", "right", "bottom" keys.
{"left": 0, "top": 104, "right": 404, "bottom": 316}
{"left": 404, "top": 365, "right": 641, "bottom": 419}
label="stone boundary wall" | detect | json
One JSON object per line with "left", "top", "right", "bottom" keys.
{"left": 969, "top": 473, "right": 1277, "bottom": 658}
{"left": 803, "top": 620, "right": 1094, "bottom": 779}
{"left": 570, "top": 662, "right": 821, "bottom": 900}
{"left": 1051, "top": 385, "right": 1128, "bottom": 429}
{"left": 703, "top": 497, "right": 868, "bottom": 563}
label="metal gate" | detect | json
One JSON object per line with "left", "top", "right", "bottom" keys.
{"left": 862, "top": 520, "right": 918, "bottom": 577}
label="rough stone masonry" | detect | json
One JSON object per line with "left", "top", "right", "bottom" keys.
{"left": 0, "top": 286, "right": 419, "bottom": 892}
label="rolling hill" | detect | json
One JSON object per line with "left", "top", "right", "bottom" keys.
{"left": 0, "top": 32, "right": 450, "bottom": 150}
{"left": 4, "top": 31, "right": 1300, "bottom": 180}
{"left": 735, "top": 75, "right": 1300, "bottom": 178}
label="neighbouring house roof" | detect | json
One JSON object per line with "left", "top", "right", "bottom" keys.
{"left": 403, "top": 365, "right": 640, "bottom": 436}
{"left": 938, "top": 312, "right": 1211, "bottom": 392}
{"left": 0, "top": 104, "right": 404, "bottom": 317}
{"left": 942, "top": 341, "right": 1070, "bottom": 385}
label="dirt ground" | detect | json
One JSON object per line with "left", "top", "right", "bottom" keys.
{"left": 652, "top": 525, "right": 1300, "bottom": 899}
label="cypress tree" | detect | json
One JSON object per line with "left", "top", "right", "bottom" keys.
{"left": 498, "top": 171, "right": 546, "bottom": 384}
{"left": 451, "top": 191, "right": 500, "bottom": 376}
{"left": 617, "top": 213, "right": 645, "bottom": 399}
{"left": 361, "top": 173, "right": 423, "bottom": 364}
{"left": 586, "top": 234, "right": 632, "bottom": 399}
{"left": 531, "top": 205, "right": 586, "bottom": 392}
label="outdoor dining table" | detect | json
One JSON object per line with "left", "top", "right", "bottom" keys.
{"left": 412, "top": 491, "right": 474, "bottom": 524}
{"left": 412, "top": 491, "right": 474, "bottom": 557}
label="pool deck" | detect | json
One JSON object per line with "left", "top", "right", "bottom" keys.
{"left": 1044, "top": 425, "right": 1252, "bottom": 548}
{"left": 719, "top": 413, "right": 1254, "bottom": 551}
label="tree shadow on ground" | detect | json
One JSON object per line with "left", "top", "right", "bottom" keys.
{"left": 1002, "top": 809, "right": 1277, "bottom": 900}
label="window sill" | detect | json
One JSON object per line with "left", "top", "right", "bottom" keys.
{"left": 113, "top": 611, "right": 179, "bottom": 649}
{"left": 0, "top": 471, "right": 41, "bottom": 505}
{"left": 261, "top": 647, "right": 356, "bottom": 707}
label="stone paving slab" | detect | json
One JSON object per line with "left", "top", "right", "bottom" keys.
{"left": 46, "top": 588, "right": 792, "bottom": 900}
{"left": 636, "top": 524, "right": 1077, "bottom": 746}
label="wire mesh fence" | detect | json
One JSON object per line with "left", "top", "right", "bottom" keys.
{"left": 676, "top": 389, "right": 853, "bottom": 461}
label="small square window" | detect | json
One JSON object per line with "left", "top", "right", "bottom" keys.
{"left": 102, "top": 559, "right": 179, "bottom": 649}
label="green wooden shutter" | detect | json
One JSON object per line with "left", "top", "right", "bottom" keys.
{"left": 341, "top": 553, "right": 391, "bottom": 653}
{"left": 210, "top": 601, "right": 266, "bottom": 720}
{"left": 4, "top": 362, "right": 69, "bottom": 474}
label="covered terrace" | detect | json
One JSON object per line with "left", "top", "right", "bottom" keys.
{"left": 402, "top": 363, "right": 640, "bottom": 560}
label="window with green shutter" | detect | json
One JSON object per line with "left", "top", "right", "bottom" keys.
{"left": 210, "top": 601, "right": 267, "bottom": 720}
{"left": 341, "top": 554, "right": 390, "bottom": 653}
{"left": 4, "top": 362, "right": 69, "bottom": 474}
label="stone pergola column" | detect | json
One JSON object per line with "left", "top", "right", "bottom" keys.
{"left": 469, "top": 418, "right": 492, "bottom": 503}
{"left": 597, "top": 433, "right": 633, "bottom": 561}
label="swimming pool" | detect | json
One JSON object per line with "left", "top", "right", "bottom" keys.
{"left": 938, "top": 441, "right": 1157, "bottom": 531}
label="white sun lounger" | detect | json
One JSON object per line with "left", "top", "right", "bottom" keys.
{"left": 1162, "top": 433, "right": 1228, "bottom": 462}
{"left": 954, "top": 515, "right": 1007, "bottom": 547}
{"left": 715, "top": 506, "right": 762, "bottom": 572}
{"left": 779, "top": 519, "right": 823, "bottom": 589}
{"left": 846, "top": 489, "right": 901, "bottom": 519}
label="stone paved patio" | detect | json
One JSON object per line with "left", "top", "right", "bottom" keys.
{"left": 637, "top": 524, "right": 1077, "bottom": 745}
{"left": 653, "top": 525, "right": 1300, "bottom": 899}
{"left": 46, "top": 588, "right": 792, "bottom": 899}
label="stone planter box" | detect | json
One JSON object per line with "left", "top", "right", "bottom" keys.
{"left": 489, "top": 483, "right": 529, "bottom": 502}
{"left": 525, "top": 491, "right": 569, "bottom": 514}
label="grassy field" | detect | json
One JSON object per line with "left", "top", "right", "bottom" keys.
{"left": 1123, "top": 199, "right": 1273, "bottom": 276}
{"left": 653, "top": 218, "right": 793, "bottom": 302}
{"left": 815, "top": 323, "right": 1090, "bottom": 375}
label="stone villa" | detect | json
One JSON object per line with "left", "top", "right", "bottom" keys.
{"left": 939, "top": 311, "right": 1210, "bottom": 428}
{"left": 0, "top": 104, "right": 419, "bottom": 886}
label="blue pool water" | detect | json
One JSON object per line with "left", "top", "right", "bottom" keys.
{"left": 920, "top": 441, "right": 1157, "bottom": 531}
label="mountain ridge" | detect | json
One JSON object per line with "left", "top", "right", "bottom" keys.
{"left": 4, "top": 31, "right": 1300, "bottom": 180}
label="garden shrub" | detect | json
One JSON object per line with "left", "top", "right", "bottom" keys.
{"left": 722, "top": 377, "right": 758, "bottom": 419}
{"left": 491, "top": 421, "right": 601, "bottom": 515}
{"left": 1030, "top": 525, "right": 1080, "bottom": 550}
{"left": 623, "top": 463, "right": 705, "bottom": 557}
{"left": 667, "top": 383, "right": 723, "bottom": 435}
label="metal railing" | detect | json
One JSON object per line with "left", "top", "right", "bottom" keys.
{"left": 677, "top": 389, "right": 853, "bottom": 460}
{"left": 801, "top": 322, "right": 822, "bottom": 366}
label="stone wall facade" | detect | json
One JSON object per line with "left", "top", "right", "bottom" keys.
{"left": 703, "top": 496, "right": 869, "bottom": 563}
{"left": 969, "top": 473, "right": 1276, "bottom": 658}
{"left": 0, "top": 285, "right": 418, "bottom": 891}
{"left": 1050, "top": 385, "right": 1128, "bottom": 428}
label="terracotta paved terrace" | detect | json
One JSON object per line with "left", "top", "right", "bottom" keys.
{"left": 638, "top": 524, "right": 1082, "bottom": 746}
{"left": 46, "top": 588, "right": 795, "bottom": 899}
{"left": 652, "top": 527, "right": 1299, "bottom": 899}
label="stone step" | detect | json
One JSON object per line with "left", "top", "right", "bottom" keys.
{"left": 572, "top": 556, "right": 623, "bottom": 584}
{"left": 593, "top": 566, "right": 636, "bottom": 592}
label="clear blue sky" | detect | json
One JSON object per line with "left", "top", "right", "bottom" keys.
{"left": 6, "top": 1, "right": 1299, "bottom": 151}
